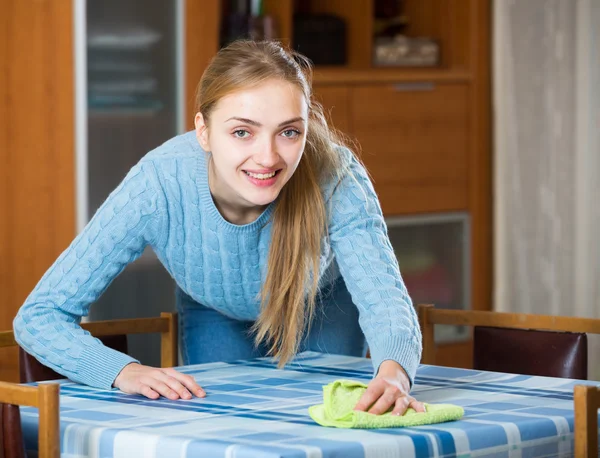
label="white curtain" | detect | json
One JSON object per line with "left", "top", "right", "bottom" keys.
{"left": 494, "top": 0, "right": 600, "bottom": 379}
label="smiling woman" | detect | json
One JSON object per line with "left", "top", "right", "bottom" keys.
{"left": 13, "top": 40, "right": 424, "bottom": 417}
{"left": 195, "top": 79, "right": 308, "bottom": 223}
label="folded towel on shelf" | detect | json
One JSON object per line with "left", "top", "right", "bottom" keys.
{"left": 309, "top": 379, "right": 464, "bottom": 429}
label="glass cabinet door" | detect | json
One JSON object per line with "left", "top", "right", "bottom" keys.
{"left": 77, "top": 0, "right": 183, "bottom": 366}
{"left": 386, "top": 213, "right": 470, "bottom": 343}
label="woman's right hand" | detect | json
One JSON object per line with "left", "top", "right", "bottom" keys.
{"left": 113, "top": 363, "right": 206, "bottom": 400}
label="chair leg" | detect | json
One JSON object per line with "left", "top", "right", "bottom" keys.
{"left": 574, "top": 385, "right": 598, "bottom": 458}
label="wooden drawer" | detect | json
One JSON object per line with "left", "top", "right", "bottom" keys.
{"left": 351, "top": 83, "right": 469, "bottom": 214}
{"left": 313, "top": 86, "right": 351, "bottom": 135}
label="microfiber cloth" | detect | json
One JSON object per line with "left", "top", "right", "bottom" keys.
{"left": 309, "top": 380, "right": 464, "bottom": 429}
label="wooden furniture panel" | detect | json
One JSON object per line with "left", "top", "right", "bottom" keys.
{"left": 313, "top": 68, "right": 471, "bottom": 85}
{"left": 264, "top": 0, "right": 294, "bottom": 44}
{"left": 0, "top": 0, "right": 76, "bottom": 382}
{"left": 450, "top": 0, "right": 471, "bottom": 70}
{"left": 468, "top": 0, "right": 492, "bottom": 316}
{"left": 313, "top": 86, "right": 351, "bottom": 135}
{"left": 402, "top": 0, "right": 446, "bottom": 64}
{"left": 351, "top": 83, "right": 468, "bottom": 214}
{"left": 185, "top": 0, "right": 220, "bottom": 130}
{"left": 403, "top": 0, "right": 470, "bottom": 69}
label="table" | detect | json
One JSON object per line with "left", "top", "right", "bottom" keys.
{"left": 20, "top": 351, "right": 599, "bottom": 457}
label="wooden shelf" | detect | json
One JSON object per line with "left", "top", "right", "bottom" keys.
{"left": 312, "top": 67, "right": 471, "bottom": 85}
{"left": 89, "top": 108, "right": 162, "bottom": 118}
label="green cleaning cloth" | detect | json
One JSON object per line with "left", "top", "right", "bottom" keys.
{"left": 309, "top": 379, "right": 464, "bottom": 429}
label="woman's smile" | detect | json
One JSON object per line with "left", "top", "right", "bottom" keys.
{"left": 242, "top": 168, "right": 283, "bottom": 187}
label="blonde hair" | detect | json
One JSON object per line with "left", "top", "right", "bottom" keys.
{"left": 195, "top": 40, "right": 349, "bottom": 366}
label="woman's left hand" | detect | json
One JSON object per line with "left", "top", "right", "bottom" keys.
{"left": 354, "top": 360, "right": 426, "bottom": 416}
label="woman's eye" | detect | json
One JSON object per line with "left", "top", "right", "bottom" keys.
{"left": 281, "top": 129, "right": 300, "bottom": 139}
{"left": 233, "top": 129, "right": 250, "bottom": 139}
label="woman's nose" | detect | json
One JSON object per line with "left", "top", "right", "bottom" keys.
{"left": 254, "top": 139, "right": 279, "bottom": 168}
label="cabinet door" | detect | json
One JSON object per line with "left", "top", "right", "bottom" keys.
{"left": 351, "top": 83, "right": 469, "bottom": 215}
{"left": 85, "top": 0, "right": 181, "bottom": 368}
{"left": 313, "top": 86, "right": 351, "bottom": 134}
{"left": 386, "top": 213, "right": 470, "bottom": 344}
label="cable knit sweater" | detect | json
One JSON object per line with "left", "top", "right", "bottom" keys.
{"left": 13, "top": 131, "right": 422, "bottom": 390}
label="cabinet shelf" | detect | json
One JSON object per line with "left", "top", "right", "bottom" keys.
{"left": 312, "top": 67, "right": 471, "bottom": 85}
{"left": 88, "top": 108, "right": 162, "bottom": 118}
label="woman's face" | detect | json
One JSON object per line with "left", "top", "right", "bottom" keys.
{"left": 195, "top": 79, "right": 308, "bottom": 223}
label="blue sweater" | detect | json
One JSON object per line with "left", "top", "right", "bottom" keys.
{"left": 13, "top": 131, "right": 421, "bottom": 390}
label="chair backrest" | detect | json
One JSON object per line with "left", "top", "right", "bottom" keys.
{"left": 81, "top": 312, "right": 178, "bottom": 368}
{"left": 2, "top": 312, "right": 178, "bottom": 383}
{"left": 473, "top": 326, "right": 587, "bottom": 379}
{"left": 574, "top": 385, "right": 599, "bottom": 457}
{"left": 418, "top": 304, "right": 600, "bottom": 378}
{"left": 0, "top": 381, "right": 59, "bottom": 458}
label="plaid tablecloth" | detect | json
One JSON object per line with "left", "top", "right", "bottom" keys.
{"left": 20, "top": 351, "right": 599, "bottom": 457}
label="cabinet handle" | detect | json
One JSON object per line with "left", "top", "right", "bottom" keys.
{"left": 392, "top": 82, "right": 435, "bottom": 92}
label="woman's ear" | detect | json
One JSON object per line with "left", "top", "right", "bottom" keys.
{"left": 194, "top": 112, "right": 210, "bottom": 151}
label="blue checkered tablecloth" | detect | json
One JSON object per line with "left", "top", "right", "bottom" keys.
{"left": 20, "top": 351, "right": 600, "bottom": 457}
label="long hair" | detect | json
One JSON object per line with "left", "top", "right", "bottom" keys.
{"left": 195, "top": 40, "right": 349, "bottom": 366}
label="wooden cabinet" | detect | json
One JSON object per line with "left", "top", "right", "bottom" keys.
{"left": 1, "top": 0, "right": 490, "bottom": 376}
{"left": 351, "top": 83, "right": 469, "bottom": 214}
{"left": 1, "top": 0, "right": 76, "bottom": 382}
{"left": 295, "top": 0, "right": 490, "bottom": 368}
{"left": 314, "top": 82, "right": 470, "bottom": 215}
{"left": 0, "top": 0, "right": 211, "bottom": 382}
{"left": 313, "top": 86, "right": 351, "bottom": 134}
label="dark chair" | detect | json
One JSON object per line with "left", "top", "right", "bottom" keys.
{"left": 0, "top": 313, "right": 177, "bottom": 457}
{"left": 11, "top": 312, "right": 178, "bottom": 383}
{"left": 574, "top": 384, "right": 599, "bottom": 457}
{"left": 473, "top": 326, "right": 587, "bottom": 379}
{"left": 418, "top": 304, "right": 600, "bottom": 379}
{"left": 0, "top": 381, "right": 59, "bottom": 458}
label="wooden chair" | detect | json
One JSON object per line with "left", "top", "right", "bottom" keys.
{"left": 2, "top": 312, "right": 178, "bottom": 383}
{"left": 418, "top": 304, "right": 600, "bottom": 379}
{"left": 574, "top": 385, "right": 599, "bottom": 458}
{"left": 0, "top": 381, "right": 59, "bottom": 458}
{"left": 0, "top": 312, "right": 177, "bottom": 457}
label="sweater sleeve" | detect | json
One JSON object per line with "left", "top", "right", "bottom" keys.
{"left": 328, "top": 151, "right": 422, "bottom": 385}
{"left": 13, "top": 160, "right": 166, "bottom": 390}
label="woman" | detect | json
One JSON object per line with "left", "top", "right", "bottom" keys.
{"left": 14, "top": 40, "right": 423, "bottom": 416}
